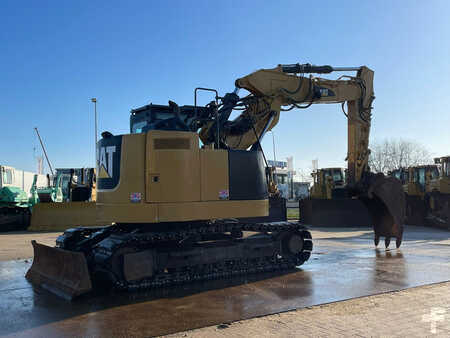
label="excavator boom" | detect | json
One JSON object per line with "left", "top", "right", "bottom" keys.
{"left": 200, "top": 63, "right": 404, "bottom": 247}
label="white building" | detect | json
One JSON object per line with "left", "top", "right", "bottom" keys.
{"left": 0, "top": 165, "right": 48, "bottom": 194}
{"left": 268, "top": 158, "right": 310, "bottom": 200}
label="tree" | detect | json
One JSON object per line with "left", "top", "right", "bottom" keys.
{"left": 369, "top": 139, "right": 433, "bottom": 174}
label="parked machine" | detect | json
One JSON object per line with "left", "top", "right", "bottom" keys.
{"left": 425, "top": 157, "right": 450, "bottom": 227}
{"left": 29, "top": 173, "right": 64, "bottom": 204}
{"left": 402, "top": 165, "right": 439, "bottom": 225}
{"left": 310, "top": 168, "right": 345, "bottom": 199}
{"left": 27, "top": 63, "right": 405, "bottom": 299}
{"left": 0, "top": 166, "right": 47, "bottom": 231}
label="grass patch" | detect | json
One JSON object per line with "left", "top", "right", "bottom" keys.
{"left": 287, "top": 208, "right": 299, "bottom": 220}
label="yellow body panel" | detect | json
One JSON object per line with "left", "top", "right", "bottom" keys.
{"left": 29, "top": 202, "right": 99, "bottom": 231}
{"left": 146, "top": 131, "right": 200, "bottom": 202}
{"left": 96, "top": 131, "right": 269, "bottom": 224}
{"left": 97, "top": 133, "right": 147, "bottom": 205}
{"left": 158, "top": 200, "right": 267, "bottom": 222}
{"left": 200, "top": 149, "right": 229, "bottom": 201}
{"left": 98, "top": 200, "right": 268, "bottom": 224}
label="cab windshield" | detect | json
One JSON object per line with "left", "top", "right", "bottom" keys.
{"left": 416, "top": 168, "right": 426, "bottom": 187}
{"left": 444, "top": 161, "right": 450, "bottom": 177}
{"left": 332, "top": 170, "right": 343, "bottom": 182}
{"left": 131, "top": 121, "right": 148, "bottom": 134}
{"left": 2, "top": 169, "right": 12, "bottom": 185}
{"left": 431, "top": 167, "right": 440, "bottom": 180}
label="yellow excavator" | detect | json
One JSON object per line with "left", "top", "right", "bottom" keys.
{"left": 26, "top": 63, "right": 405, "bottom": 299}
{"left": 403, "top": 165, "right": 439, "bottom": 225}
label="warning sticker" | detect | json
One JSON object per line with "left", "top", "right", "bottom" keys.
{"left": 130, "top": 192, "right": 142, "bottom": 203}
{"left": 219, "top": 189, "right": 229, "bottom": 200}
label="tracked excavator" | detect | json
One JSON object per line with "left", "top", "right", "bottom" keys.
{"left": 26, "top": 63, "right": 405, "bottom": 299}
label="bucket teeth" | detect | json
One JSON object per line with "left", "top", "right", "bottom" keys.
{"left": 385, "top": 237, "right": 391, "bottom": 248}
{"left": 374, "top": 235, "right": 380, "bottom": 247}
{"left": 396, "top": 237, "right": 402, "bottom": 248}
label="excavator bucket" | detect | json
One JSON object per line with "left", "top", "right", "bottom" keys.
{"left": 25, "top": 240, "right": 92, "bottom": 300}
{"left": 362, "top": 175, "right": 406, "bottom": 248}
{"left": 29, "top": 201, "right": 99, "bottom": 231}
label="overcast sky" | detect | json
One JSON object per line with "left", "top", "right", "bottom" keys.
{"left": 1, "top": 0, "right": 449, "bottom": 173}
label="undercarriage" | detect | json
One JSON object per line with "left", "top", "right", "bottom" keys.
{"left": 26, "top": 221, "right": 312, "bottom": 299}
{"left": 0, "top": 207, "right": 30, "bottom": 232}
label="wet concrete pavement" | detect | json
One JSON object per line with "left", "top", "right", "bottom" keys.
{"left": 1, "top": 226, "right": 449, "bottom": 337}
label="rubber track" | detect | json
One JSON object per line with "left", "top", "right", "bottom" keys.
{"left": 91, "top": 221, "right": 313, "bottom": 291}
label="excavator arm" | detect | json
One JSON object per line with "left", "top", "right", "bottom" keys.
{"left": 200, "top": 63, "right": 404, "bottom": 247}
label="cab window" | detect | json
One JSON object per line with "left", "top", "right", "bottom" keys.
{"left": 2, "top": 169, "right": 12, "bottom": 185}
{"left": 332, "top": 170, "right": 343, "bottom": 182}
{"left": 416, "top": 168, "right": 425, "bottom": 186}
{"left": 131, "top": 121, "right": 148, "bottom": 134}
{"left": 431, "top": 168, "right": 439, "bottom": 179}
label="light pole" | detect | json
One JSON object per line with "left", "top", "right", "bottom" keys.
{"left": 91, "top": 98, "right": 98, "bottom": 166}
{"left": 270, "top": 130, "right": 277, "bottom": 184}
{"left": 271, "top": 130, "right": 277, "bottom": 163}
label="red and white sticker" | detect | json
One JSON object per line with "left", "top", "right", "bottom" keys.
{"left": 130, "top": 192, "right": 142, "bottom": 203}
{"left": 219, "top": 189, "right": 229, "bottom": 200}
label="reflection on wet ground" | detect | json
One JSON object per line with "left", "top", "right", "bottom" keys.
{"left": 1, "top": 226, "right": 449, "bottom": 337}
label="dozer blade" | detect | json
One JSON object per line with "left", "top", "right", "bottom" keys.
{"left": 362, "top": 175, "right": 406, "bottom": 248}
{"left": 25, "top": 240, "right": 92, "bottom": 300}
{"left": 299, "top": 198, "right": 371, "bottom": 227}
{"left": 29, "top": 201, "right": 99, "bottom": 231}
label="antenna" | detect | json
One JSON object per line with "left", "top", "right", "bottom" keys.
{"left": 34, "top": 127, "right": 54, "bottom": 175}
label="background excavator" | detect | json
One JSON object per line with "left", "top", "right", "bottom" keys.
{"left": 26, "top": 63, "right": 405, "bottom": 299}
{"left": 395, "top": 165, "right": 439, "bottom": 225}
{"left": 310, "top": 168, "right": 346, "bottom": 200}
{"left": 392, "top": 157, "right": 450, "bottom": 227}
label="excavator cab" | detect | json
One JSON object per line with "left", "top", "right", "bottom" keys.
{"left": 389, "top": 168, "right": 409, "bottom": 186}
{"left": 407, "top": 165, "right": 439, "bottom": 196}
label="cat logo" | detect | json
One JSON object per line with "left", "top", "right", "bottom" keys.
{"left": 98, "top": 146, "right": 116, "bottom": 179}
{"left": 97, "top": 135, "right": 121, "bottom": 190}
